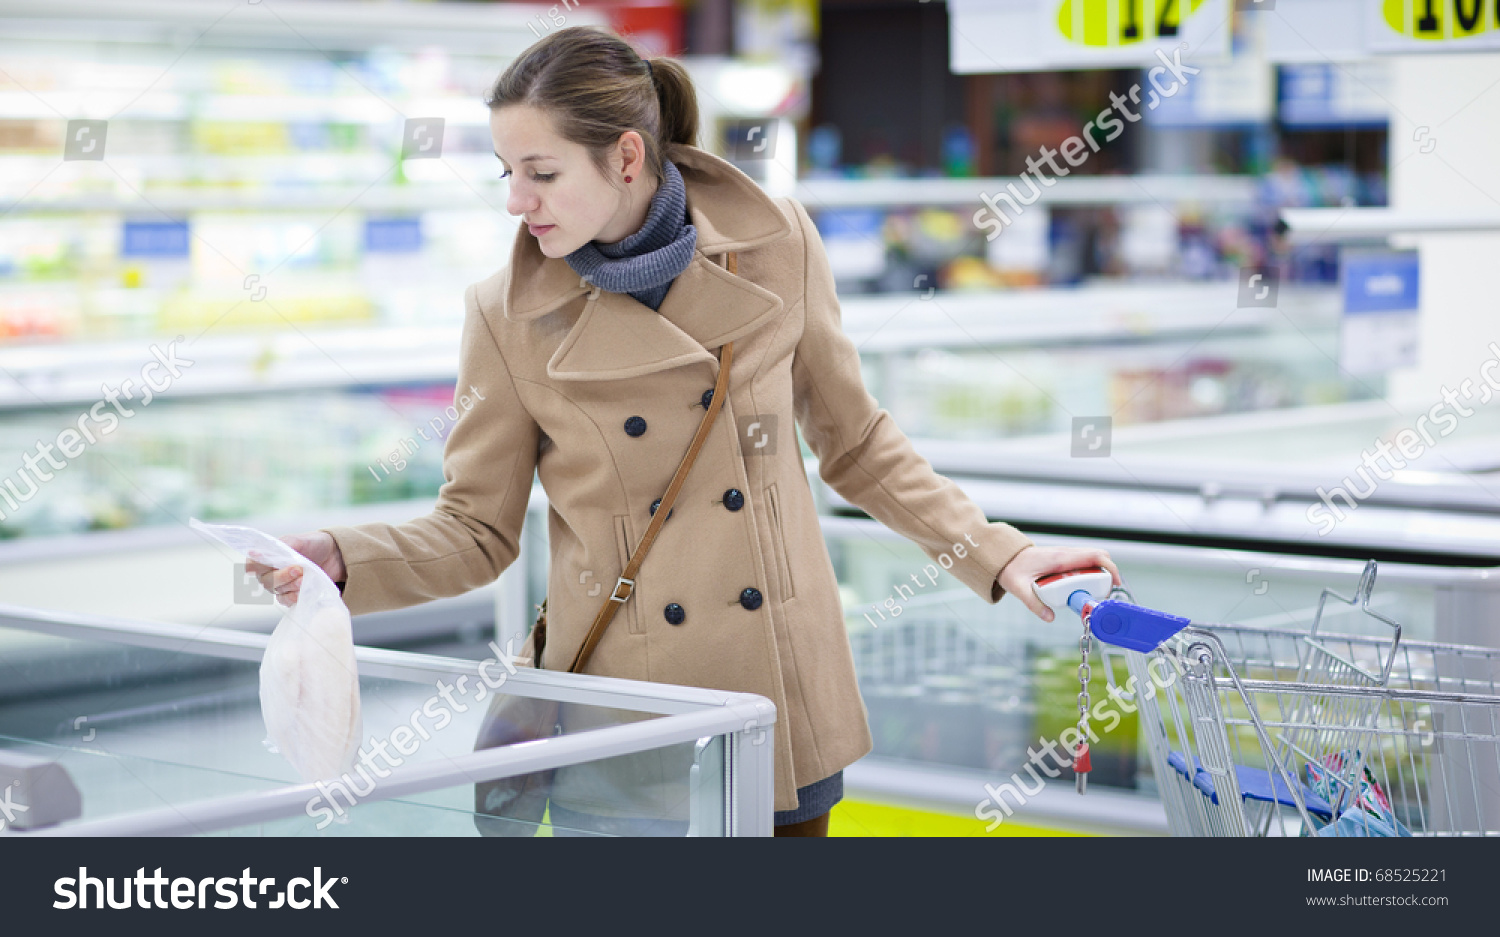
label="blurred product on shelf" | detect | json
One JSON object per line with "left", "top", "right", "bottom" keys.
{"left": 799, "top": 156, "right": 1373, "bottom": 297}
{"left": 0, "top": 40, "right": 519, "bottom": 344}
{"left": 0, "top": 386, "right": 454, "bottom": 540}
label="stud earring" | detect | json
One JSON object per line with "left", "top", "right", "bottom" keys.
{"left": 624, "top": 174, "right": 633, "bottom": 183}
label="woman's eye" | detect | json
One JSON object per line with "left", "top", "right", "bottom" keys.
{"left": 532, "top": 172, "right": 556, "bottom": 183}
{"left": 497, "top": 168, "right": 512, "bottom": 180}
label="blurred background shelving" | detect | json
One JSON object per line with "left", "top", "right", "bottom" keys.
{"left": 0, "top": 0, "right": 1389, "bottom": 537}
{"left": 4, "top": 0, "right": 1500, "bottom": 834}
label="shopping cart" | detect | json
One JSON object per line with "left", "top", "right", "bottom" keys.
{"left": 1040, "top": 561, "right": 1500, "bottom": 837}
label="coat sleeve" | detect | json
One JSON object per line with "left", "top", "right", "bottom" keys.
{"left": 786, "top": 198, "right": 1033, "bottom": 604}
{"left": 320, "top": 282, "right": 539, "bottom": 616}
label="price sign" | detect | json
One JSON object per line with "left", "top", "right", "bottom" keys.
{"left": 949, "top": 0, "right": 1230, "bottom": 73}
{"left": 1263, "top": 0, "right": 1500, "bottom": 60}
{"left": 1054, "top": 0, "right": 1211, "bottom": 48}
{"left": 1369, "top": 0, "right": 1500, "bottom": 50}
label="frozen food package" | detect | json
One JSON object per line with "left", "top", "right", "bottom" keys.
{"left": 190, "top": 518, "right": 364, "bottom": 783}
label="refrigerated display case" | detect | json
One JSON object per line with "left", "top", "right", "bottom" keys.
{"left": 0, "top": 602, "right": 775, "bottom": 836}
{"left": 6, "top": 468, "right": 1497, "bottom": 830}
{"left": 842, "top": 400, "right": 1500, "bottom": 658}
{"left": 838, "top": 282, "right": 1374, "bottom": 440}
{"left": 895, "top": 399, "right": 1500, "bottom": 573}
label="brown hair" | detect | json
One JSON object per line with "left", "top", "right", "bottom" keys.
{"left": 484, "top": 26, "right": 699, "bottom": 185}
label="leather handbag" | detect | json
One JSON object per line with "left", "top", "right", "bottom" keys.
{"left": 473, "top": 255, "right": 740, "bottom": 837}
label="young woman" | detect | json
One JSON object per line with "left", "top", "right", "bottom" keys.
{"left": 251, "top": 26, "right": 1120, "bottom": 837}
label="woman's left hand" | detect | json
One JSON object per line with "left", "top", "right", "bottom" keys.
{"left": 997, "top": 545, "right": 1122, "bottom": 623}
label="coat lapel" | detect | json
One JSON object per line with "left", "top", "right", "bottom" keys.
{"left": 656, "top": 252, "right": 785, "bottom": 348}
{"left": 546, "top": 253, "right": 784, "bottom": 381}
{"left": 547, "top": 285, "right": 712, "bottom": 381}
{"left": 504, "top": 144, "right": 793, "bottom": 382}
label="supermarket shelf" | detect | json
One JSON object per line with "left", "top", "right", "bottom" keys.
{"left": 4, "top": 184, "right": 511, "bottom": 215}
{"left": 794, "top": 174, "right": 1258, "bottom": 209}
{"left": 0, "top": 90, "right": 496, "bottom": 125}
{"left": 4, "top": 177, "right": 1248, "bottom": 220}
{"left": 0, "top": 283, "right": 1339, "bottom": 408}
{"left": 0, "top": 0, "right": 607, "bottom": 54}
{"left": 0, "top": 324, "right": 462, "bottom": 409}
{"left": 1280, "top": 207, "right": 1500, "bottom": 242}
{"left": 838, "top": 282, "right": 1338, "bottom": 353}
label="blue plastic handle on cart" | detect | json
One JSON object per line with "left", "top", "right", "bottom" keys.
{"left": 1082, "top": 599, "right": 1191, "bottom": 653}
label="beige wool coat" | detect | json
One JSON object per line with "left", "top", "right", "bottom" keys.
{"left": 322, "top": 143, "right": 1034, "bottom": 813}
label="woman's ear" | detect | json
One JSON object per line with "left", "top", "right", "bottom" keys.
{"left": 616, "top": 130, "right": 647, "bottom": 181}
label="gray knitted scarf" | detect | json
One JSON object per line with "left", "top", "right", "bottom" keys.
{"left": 564, "top": 160, "right": 697, "bottom": 311}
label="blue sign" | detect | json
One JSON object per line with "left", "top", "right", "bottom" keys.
{"left": 1278, "top": 64, "right": 1389, "bottom": 128}
{"left": 364, "top": 217, "right": 423, "bottom": 253}
{"left": 1342, "top": 249, "right": 1419, "bottom": 315}
{"left": 122, "top": 221, "right": 190, "bottom": 258}
{"left": 812, "top": 208, "right": 883, "bottom": 241}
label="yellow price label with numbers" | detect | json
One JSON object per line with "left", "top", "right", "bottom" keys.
{"left": 1055, "top": 0, "right": 1209, "bottom": 47}
{"left": 1382, "top": 0, "right": 1499, "bottom": 41}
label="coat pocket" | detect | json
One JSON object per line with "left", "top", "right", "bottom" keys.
{"left": 764, "top": 482, "right": 796, "bottom": 600}
{"left": 614, "top": 514, "right": 643, "bottom": 634}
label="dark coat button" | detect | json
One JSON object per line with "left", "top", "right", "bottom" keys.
{"left": 664, "top": 603, "right": 685, "bottom": 625}
{"left": 739, "top": 587, "right": 762, "bottom": 611}
{"left": 722, "top": 488, "right": 744, "bottom": 511}
{"left": 650, "top": 498, "right": 674, "bottom": 520}
{"left": 623, "top": 415, "right": 647, "bottom": 437}
{"left": 700, "top": 389, "right": 715, "bottom": 409}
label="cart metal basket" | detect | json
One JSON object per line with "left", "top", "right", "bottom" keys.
{"left": 1085, "top": 561, "right": 1500, "bottom": 837}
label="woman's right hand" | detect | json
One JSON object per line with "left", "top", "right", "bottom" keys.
{"left": 245, "top": 532, "right": 347, "bottom": 608}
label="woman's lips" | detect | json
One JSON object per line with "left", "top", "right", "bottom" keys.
{"left": 528, "top": 223, "right": 555, "bottom": 237}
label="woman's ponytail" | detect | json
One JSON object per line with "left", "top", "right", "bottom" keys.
{"left": 646, "top": 57, "right": 698, "bottom": 149}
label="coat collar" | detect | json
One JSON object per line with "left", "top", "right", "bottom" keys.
{"left": 500, "top": 144, "right": 793, "bottom": 382}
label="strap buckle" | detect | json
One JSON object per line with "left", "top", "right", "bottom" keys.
{"left": 610, "top": 576, "right": 635, "bottom": 603}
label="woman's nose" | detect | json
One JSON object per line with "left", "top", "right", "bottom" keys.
{"left": 506, "top": 184, "right": 538, "bottom": 217}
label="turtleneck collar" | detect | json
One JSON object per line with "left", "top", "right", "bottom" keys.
{"left": 563, "top": 159, "right": 697, "bottom": 312}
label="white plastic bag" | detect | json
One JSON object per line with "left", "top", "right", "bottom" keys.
{"left": 191, "top": 518, "right": 364, "bottom": 783}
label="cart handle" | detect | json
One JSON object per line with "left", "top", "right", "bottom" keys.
{"left": 1071, "top": 596, "right": 1193, "bottom": 653}
{"left": 1036, "top": 568, "right": 1193, "bottom": 654}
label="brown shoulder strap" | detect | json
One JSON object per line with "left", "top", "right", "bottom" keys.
{"left": 566, "top": 252, "right": 738, "bottom": 673}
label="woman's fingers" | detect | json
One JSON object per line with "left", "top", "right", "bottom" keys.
{"left": 1018, "top": 586, "right": 1054, "bottom": 622}
{"left": 273, "top": 570, "right": 302, "bottom": 607}
{"left": 244, "top": 539, "right": 321, "bottom": 605}
{"left": 275, "top": 566, "right": 303, "bottom": 594}
{"left": 256, "top": 565, "right": 303, "bottom": 605}
{"left": 999, "top": 550, "right": 1055, "bottom": 621}
{"left": 1088, "top": 550, "right": 1123, "bottom": 586}
{"left": 1046, "top": 548, "right": 1121, "bottom": 586}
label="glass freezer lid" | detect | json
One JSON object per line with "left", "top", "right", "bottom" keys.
{"left": 859, "top": 401, "right": 1500, "bottom": 559}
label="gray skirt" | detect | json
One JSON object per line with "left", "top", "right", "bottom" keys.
{"left": 773, "top": 770, "right": 844, "bottom": 826}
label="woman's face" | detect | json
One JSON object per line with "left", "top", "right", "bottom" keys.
{"left": 492, "top": 105, "right": 628, "bottom": 258}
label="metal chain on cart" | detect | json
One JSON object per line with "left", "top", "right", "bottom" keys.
{"left": 1075, "top": 607, "right": 1094, "bottom": 795}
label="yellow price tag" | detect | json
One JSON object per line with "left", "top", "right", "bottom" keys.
{"left": 1055, "top": 0, "right": 1208, "bottom": 47}
{"left": 1382, "top": 0, "right": 1499, "bottom": 41}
